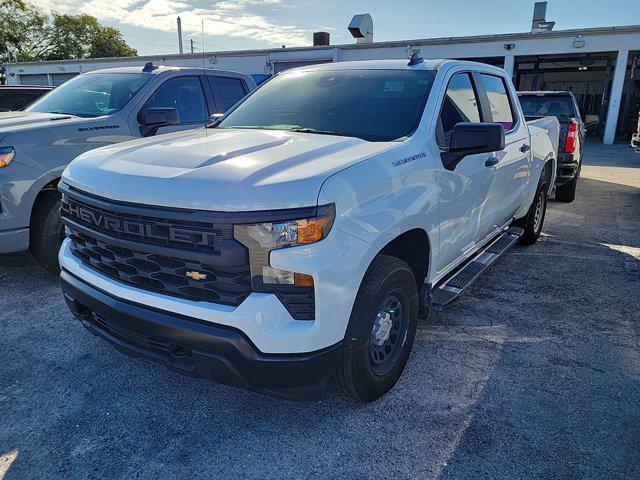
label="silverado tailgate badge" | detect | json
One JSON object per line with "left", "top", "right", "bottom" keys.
{"left": 186, "top": 271, "right": 207, "bottom": 281}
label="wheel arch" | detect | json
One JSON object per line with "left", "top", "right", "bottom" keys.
{"left": 376, "top": 228, "right": 432, "bottom": 290}
{"left": 29, "top": 177, "right": 61, "bottom": 228}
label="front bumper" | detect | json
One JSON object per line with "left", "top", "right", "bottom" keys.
{"left": 632, "top": 134, "right": 640, "bottom": 151}
{"left": 61, "top": 268, "right": 342, "bottom": 401}
{"left": 0, "top": 227, "right": 29, "bottom": 254}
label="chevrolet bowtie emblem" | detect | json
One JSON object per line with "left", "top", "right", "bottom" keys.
{"left": 186, "top": 271, "right": 207, "bottom": 281}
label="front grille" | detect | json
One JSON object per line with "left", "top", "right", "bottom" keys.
{"left": 61, "top": 195, "right": 231, "bottom": 253}
{"left": 68, "top": 229, "right": 252, "bottom": 306}
{"left": 60, "top": 185, "right": 316, "bottom": 319}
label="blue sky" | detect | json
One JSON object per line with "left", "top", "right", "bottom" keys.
{"left": 40, "top": 0, "right": 640, "bottom": 56}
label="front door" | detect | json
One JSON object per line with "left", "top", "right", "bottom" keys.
{"left": 136, "top": 76, "right": 210, "bottom": 136}
{"left": 434, "top": 71, "right": 497, "bottom": 275}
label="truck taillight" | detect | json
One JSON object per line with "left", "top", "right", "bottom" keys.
{"left": 565, "top": 120, "right": 578, "bottom": 153}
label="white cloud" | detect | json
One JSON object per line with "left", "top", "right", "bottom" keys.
{"left": 37, "top": 0, "right": 310, "bottom": 47}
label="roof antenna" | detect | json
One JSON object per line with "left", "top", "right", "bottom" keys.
{"left": 201, "top": 18, "right": 206, "bottom": 74}
{"left": 142, "top": 61, "right": 158, "bottom": 72}
{"left": 407, "top": 51, "right": 423, "bottom": 66}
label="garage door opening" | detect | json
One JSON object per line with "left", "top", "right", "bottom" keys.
{"left": 514, "top": 52, "right": 619, "bottom": 140}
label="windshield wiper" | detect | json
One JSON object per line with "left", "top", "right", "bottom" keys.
{"left": 289, "top": 127, "right": 341, "bottom": 136}
{"left": 48, "top": 111, "right": 79, "bottom": 117}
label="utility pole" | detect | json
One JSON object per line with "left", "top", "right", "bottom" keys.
{"left": 190, "top": 39, "right": 194, "bottom": 54}
{"left": 177, "top": 16, "right": 184, "bottom": 54}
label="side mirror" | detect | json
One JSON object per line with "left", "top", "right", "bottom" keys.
{"left": 139, "top": 107, "right": 180, "bottom": 137}
{"left": 207, "top": 112, "right": 224, "bottom": 127}
{"left": 441, "top": 122, "right": 505, "bottom": 171}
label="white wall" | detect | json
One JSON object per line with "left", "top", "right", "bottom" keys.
{"left": 6, "top": 27, "right": 640, "bottom": 142}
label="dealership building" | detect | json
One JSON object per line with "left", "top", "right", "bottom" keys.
{"left": 3, "top": 5, "right": 639, "bottom": 144}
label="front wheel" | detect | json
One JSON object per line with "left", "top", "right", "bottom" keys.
{"left": 334, "top": 255, "right": 419, "bottom": 402}
{"left": 30, "top": 191, "right": 64, "bottom": 275}
{"left": 515, "top": 179, "right": 548, "bottom": 246}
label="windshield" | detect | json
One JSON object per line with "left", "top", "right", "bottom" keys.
{"left": 518, "top": 95, "right": 578, "bottom": 119}
{"left": 217, "top": 69, "right": 437, "bottom": 142}
{"left": 26, "top": 73, "right": 149, "bottom": 118}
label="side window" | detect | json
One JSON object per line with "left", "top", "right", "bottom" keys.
{"left": 480, "top": 74, "right": 515, "bottom": 131}
{"left": 437, "top": 73, "right": 481, "bottom": 148}
{"left": 143, "top": 76, "right": 207, "bottom": 123}
{"left": 208, "top": 77, "right": 247, "bottom": 113}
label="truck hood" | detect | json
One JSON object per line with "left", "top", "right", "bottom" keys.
{"left": 0, "top": 111, "right": 79, "bottom": 133}
{"left": 63, "top": 128, "right": 401, "bottom": 211}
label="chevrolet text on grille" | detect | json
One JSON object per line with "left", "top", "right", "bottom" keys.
{"left": 66, "top": 199, "right": 219, "bottom": 246}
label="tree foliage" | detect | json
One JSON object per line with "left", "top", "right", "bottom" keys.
{"left": 0, "top": 0, "right": 136, "bottom": 63}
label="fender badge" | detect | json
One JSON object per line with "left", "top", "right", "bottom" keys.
{"left": 186, "top": 271, "right": 207, "bottom": 281}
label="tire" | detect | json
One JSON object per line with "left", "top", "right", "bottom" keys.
{"left": 334, "top": 255, "right": 419, "bottom": 402}
{"left": 515, "top": 178, "right": 548, "bottom": 246}
{"left": 30, "top": 191, "right": 64, "bottom": 275}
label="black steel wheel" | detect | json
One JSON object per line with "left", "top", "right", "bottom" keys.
{"left": 369, "top": 291, "right": 410, "bottom": 376}
{"left": 334, "top": 255, "right": 419, "bottom": 402}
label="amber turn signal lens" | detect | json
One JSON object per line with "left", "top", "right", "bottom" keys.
{"left": 297, "top": 217, "right": 332, "bottom": 245}
{"left": 294, "top": 273, "right": 314, "bottom": 287}
{"left": 0, "top": 146, "right": 15, "bottom": 168}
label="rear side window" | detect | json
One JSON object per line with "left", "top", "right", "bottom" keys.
{"left": 208, "top": 77, "right": 246, "bottom": 113}
{"left": 144, "top": 76, "right": 208, "bottom": 123}
{"left": 437, "top": 73, "right": 481, "bottom": 148}
{"left": 480, "top": 74, "right": 515, "bottom": 131}
{"left": 518, "top": 95, "right": 578, "bottom": 118}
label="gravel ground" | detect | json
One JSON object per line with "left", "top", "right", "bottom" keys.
{"left": 1, "top": 142, "right": 639, "bottom": 479}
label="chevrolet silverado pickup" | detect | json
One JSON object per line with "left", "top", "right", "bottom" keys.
{"left": 0, "top": 64, "right": 255, "bottom": 273}
{"left": 518, "top": 91, "right": 584, "bottom": 202}
{"left": 59, "top": 59, "right": 559, "bottom": 402}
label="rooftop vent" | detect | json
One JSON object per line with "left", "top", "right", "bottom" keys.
{"left": 313, "top": 32, "right": 330, "bottom": 47}
{"left": 348, "top": 14, "right": 373, "bottom": 44}
{"left": 530, "top": 2, "right": 555, "bottom": 33}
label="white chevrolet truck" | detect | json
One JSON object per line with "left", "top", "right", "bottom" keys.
{"left": 58, "top": 59, "right": 559, "bottom": 402}
{"left": 0, "top": 64, "right": 255, "bottom": 273}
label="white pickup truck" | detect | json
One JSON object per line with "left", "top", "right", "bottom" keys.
{"left": 0, "top": 64, "right": 255, "bottom": 273}
{"left": 58, "top": 59, "right": 559, "bottom": 402}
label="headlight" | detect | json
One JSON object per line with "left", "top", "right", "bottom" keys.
{"left": 234, "top": 204, "right": 335, "bottom": 289}
{"left": 0, "top": 146, "right": 15, "bottom": 167}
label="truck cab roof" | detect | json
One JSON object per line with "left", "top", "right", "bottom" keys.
{"left": 279, "top": 58, "right": 506, "bottom": 74}
{"left": 87, "top": 65, "right": 254, "bottom": 81}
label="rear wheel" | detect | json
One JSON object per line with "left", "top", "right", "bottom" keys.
{"left": 334, "top": 255, "right": 419, "bottom": 402}
{"left": 30, "top": 191, "right": 64, "bottom": 275}
{"left": 515, "top": 178, "right": 548, "bottom": 246}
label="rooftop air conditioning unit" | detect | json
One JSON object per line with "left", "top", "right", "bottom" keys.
{"left": 348, "top": 14, "right": 373, "bottom": 44}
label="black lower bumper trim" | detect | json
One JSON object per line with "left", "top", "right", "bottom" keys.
{"left": 555, "top": 152, "right": 579, "bottom": 185}
{"left": 60, "top": 269, "right": 342, "bottom": 401}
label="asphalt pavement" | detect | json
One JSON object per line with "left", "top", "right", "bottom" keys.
{"left": 1, "top": 142, "right": 639, "bottom": 479}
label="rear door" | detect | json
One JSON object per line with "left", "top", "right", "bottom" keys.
{"left": 434, "top": 71, "right": 497, "bottom": 273}
{"left": 477, "top": 73, "right": 530, "bottom": 230}
{"left": 206, "top": 76, "right": 248, "bottom": 114}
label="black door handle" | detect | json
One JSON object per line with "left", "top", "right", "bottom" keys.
{"left": 520, "top": 144, "right": 531, "bottom": 153}
{"left": 485, "top": 156, "right": 499, "bottom": 167}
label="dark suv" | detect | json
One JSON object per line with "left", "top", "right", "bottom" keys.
{"left": 518, "top": 91, "right": 585, "bottom": 202}
{"left": 0, "top": 85, "right": 53, "bottom": 111}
